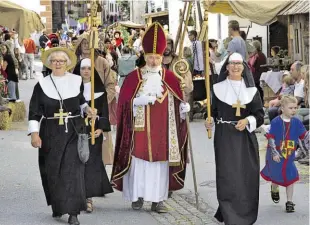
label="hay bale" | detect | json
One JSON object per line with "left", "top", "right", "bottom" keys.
{"left": 0, "top": 103, "right": 14, "bottom": 130}
{"left": 10, "top": 101, "right": 26, "bottom": 122}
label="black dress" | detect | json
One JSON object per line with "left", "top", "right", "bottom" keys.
{"left": 83, "top": 82, "right": 114, "bottom": 198}
{"left": 212, "top": 77, "right": 264, "bottom": 225}
{"left": 28, "top": 73, "right": 87, "bottom": 215}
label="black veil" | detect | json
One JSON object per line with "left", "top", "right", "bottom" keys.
{"left": 73, "top": 59, "right": 106, "bottom": 93}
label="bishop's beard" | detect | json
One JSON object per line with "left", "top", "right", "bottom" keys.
{"left": 142, "top": 71, "right": 164, "bottom": 98}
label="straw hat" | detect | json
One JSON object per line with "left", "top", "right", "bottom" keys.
{"left": 41, "top": 47, "right": 77, "bottom": 71}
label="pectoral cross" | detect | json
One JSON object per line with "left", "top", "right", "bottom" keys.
{"left": 54, "top": 108, "right": 68, "bottom": 125}
{"left": 232, "top": 99, "right": 246, "bottom": 117}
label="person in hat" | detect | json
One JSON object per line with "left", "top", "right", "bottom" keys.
{"left": 205, "top": 52, "right": 264, "bottom": 225}
{"left": 111, "top": 22, "right": 189, "bottom": 213}
{"left": 73, "top": 33, "right": 116, "bottom": 166}
{"left": 79, "top": 58, "right": 114, "bottom": 213}
{"left": 28, "top": 47, "right": 98, "bottom": 225}
{"left": 42, "top": 39, "right": 59, "bottom": 77}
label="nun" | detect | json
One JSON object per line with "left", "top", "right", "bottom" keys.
{"left": 79, "top": 58, "right": 113, "bottom": 213}
{"left": 205, "top": 52, "right": 264, "bottom": 225}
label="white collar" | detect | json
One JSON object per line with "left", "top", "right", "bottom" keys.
{"left": 39, "top": 73, "right": 82, "bottom": 100}
{"left": 281, "top": 115, "right": 291, "bottom": 122}
{"left": 213, "top": 78, "right": 257, "bottom": 105}
{"left": 83, "top": 82, "right": 104, "bottom": 101}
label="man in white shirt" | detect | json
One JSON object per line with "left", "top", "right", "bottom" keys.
{"left": 133, "top": 29, "right": 145, "bottom": 55}
{"left": 188, "top": 30, "right": 204, "bottom": 76}
{"left": 268, "top": 61, "right": 305, "bottom": 122}
{"left": 291, "top": 61, "right": 305, "bottom": 104}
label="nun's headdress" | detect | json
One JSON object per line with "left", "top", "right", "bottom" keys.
{"left": 218, "top": 52, "right": 255, "bottom": 87}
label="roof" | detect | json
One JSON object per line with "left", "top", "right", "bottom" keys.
{"left": 142, "top": 10, "right": 169, "bottom": 18}
{"left": 108, "top": 21, "right": 145, "bottom": 29}
{"left": 278, "top": 0, "right": 310, "bottom": 15}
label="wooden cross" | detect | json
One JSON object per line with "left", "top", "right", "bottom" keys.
{"left": 54, "top": 108, "right": 69, "bottom": 125}
{"left": 232, "top": 99, "right": 246, "bottom": 117}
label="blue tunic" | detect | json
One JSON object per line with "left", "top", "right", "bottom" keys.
{"left": 261, "top": 116, "right": 307, "bottom": 187}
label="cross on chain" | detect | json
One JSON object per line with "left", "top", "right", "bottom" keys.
{"left": 232, "top": 99, "right": 246, "bottom": 117}
{"left": 54, "top": 108, "right": 69, "bottom": 125}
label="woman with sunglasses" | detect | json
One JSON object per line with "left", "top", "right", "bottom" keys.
{"left": 205, "top": 53, "right": 264, "bottom": 225}
{"left": 28, "top": 47, "right": 97, "bottom": 225}
{"left": 79, "top": 58, "right": 113, "bottom": 213}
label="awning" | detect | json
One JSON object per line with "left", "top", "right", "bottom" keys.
{"left": 108, "top": 21, "right": 145, "bottom": 29}
{"left": 142, "top": 10, "right": 169, "bottom": 19}
{"left": 0, "top": 1, "right": 45, "bottom": 43}
{"left": 207, "top": 0, "right": 292, "bottom": 25}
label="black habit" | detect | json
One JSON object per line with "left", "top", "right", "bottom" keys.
{"left": 75, "top": 59, "right": 114, "bottom": 198}
{"left": 213, "top": 61, "right": 264, "bottom": 225}
{"left": 28, "top": 73, "right": 87, "bottom": 215}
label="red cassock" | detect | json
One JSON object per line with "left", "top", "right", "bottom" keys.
{"left": 111, "top": 68, "right": 188, "bottom": 192}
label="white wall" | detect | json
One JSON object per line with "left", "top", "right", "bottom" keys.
{"left": 241, "top": 23, "right": 268, "bottom": 56}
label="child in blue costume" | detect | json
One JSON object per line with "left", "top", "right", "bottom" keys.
{"left": 261, "top": 95, "right": 309, "bottom": 213}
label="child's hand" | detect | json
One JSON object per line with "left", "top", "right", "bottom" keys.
{"left": 273, "top": 155, "right": 281, "bottom": 163}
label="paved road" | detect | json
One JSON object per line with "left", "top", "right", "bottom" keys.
{"left": 179, "top": 117, "right": 309, "bottom": 225}
{"left": 0, "top": 62, "right": 217, "bottom": 225}
{"left": 1, "top": 60, "right": 308, "bottom": 225}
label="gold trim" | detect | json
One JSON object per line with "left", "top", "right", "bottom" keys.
{"left": 153, "top": 23, "right": 158, "bottom": 54}
{"left": 162, "top": 68, "right": 184, "bottom": 102}
{"left": 141, "top": 22, "right": 167, "bottom": 55}
{"left": 147, "top": 105, "right": 153, "bottom": 162}
{"left": 163, "top": 80, "right": 183, "bottom": 102}
{"left": 157, "top": 90, "right": 168, "bottom": 103}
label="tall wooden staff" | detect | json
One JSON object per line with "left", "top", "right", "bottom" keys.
{"left": 173, "top": 1, "right": 199, "bottom": 209}
{"left": 89, "top": 0, "right": 99, "bottom": 145}
{"left": 198, "top": 0, "right": 215, "bottom": 139}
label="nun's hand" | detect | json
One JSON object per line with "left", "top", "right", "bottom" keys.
{"left": 86, "top": 107, "right": 98, "bottom": 120}
{"left": 205, "top": 117, "right": 214, "bottom": 130}
{"left": 235, "top": 119, "right": 248, "bottom": 131}
{"left": 94, "top": 129, "right": 103, "bottom": 138}
{"left": 31, "top": 132, "right": 42, "bottom": 148}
